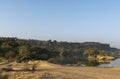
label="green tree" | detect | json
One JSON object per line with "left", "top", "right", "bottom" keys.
{"left": 99, "top": 51, "right": 105, "bottom": 56}
{"left": 83, "top": 48, "right": 99, "bottom": 57}
{"left": 0, "top": 48, "right": 4, "bottom": 57}
{"left": 5, "top": 50, "right": 16, "bottom": 59}
{"left": 1, "top": 42, "right": 12, "bottom": 49}
{"left": 18, "top": 45, "right": 30, "bottom": 60}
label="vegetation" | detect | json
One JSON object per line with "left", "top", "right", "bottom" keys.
{"left": 0, "top": 37, "right": 119, "bottom": 65}
{"left": 0, "top": 73, "right": 8, "bottom": 79}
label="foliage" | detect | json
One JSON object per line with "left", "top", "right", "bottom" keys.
{"left": 0, "top": 37, "right": 119, "bottom": 66}
{"left": 84, "top": 60, "right": 100, "bottom": 66}
{"left": 83, "top": 48, "right": 99, "bottom": 57}
{"left": 0, "top": 74, "right": 8, "bottom": 79}
{"left": 18, "top": 45, "right": 30, "bottom": 60}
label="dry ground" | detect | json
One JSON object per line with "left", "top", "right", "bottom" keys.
{"left": 0, "top": 61, "right": 120, "bottom": 79}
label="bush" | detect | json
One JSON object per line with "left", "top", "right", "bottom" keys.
{"left": 0, "top": 74, "right": 8, "bottom": 79}
{"left": 1, "top": 68, "right": 12, "bottom": 71}
{"left": 48, "top": 58, "right": 58, "bottom": 64}
{"left": 84, "top": 60, "right": 100, "bottom": 66}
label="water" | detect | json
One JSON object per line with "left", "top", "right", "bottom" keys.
{"left": 99, "top": 58, "right": 120, "bottom": 67}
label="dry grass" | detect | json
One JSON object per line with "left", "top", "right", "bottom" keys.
{"left": 0, "top": 61, "right": 120, "bottom": 79}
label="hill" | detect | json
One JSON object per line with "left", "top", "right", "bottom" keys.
{"left": 0, "top": 37, "right": 120, "bottom": 65}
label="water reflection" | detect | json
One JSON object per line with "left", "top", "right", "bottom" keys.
{"left": 99, "top": 58, "right": 120, "bottom": 67}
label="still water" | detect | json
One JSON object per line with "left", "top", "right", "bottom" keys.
{"left": 99, "top": 58, "right": 120, "bottom": 67}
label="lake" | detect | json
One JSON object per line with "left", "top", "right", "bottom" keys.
{"left": 99, "top": 58, "right": 120, "bottom": 67}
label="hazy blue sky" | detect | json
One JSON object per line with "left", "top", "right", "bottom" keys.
{"left": 0, "top": 0, "right": 120, "bottom": 48}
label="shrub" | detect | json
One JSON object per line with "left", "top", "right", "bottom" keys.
{"left": 40, "top": 72, "right": 56, "bottom": 79}
{"left": 84, "top": 60, "right": 100, "bottom": 66}
{"left": 0, "top": 74, "right": 8, "bottom": 79}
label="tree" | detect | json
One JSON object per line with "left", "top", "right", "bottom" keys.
{"left": 30, "top": 46, "right": 40, "bottom": 59}
{"left": 5, "top": 50, "right": 16, "bottom": 59}
{"left": 30, "top": 46, "right": 52, "bottom": 60}
{"left": 18, "top": 45, "right": 30, "bottom": 60}
{"left": 99, "top": 51, "right": 105, "bottom": 56}
{"left": 83, "top": 48, "right": 100, "bottom": 66}
{"left": 0, "top": 48, "right": 4, "bottom": 57}
{"left": 1, "top": 42, "right": 12, "bottom": 49}
{"left": 83, "top": 48, "right": 99, "bottom": 57}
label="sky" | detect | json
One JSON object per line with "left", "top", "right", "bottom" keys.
{"left": 0, "top": 0, "right": 120, "bottom": 48}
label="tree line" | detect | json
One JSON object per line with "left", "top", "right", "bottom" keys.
{"left": 0, "top": 37, "right": 120, "bottom": 65}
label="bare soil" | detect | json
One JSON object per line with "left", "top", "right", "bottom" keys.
{"left": 0, "top": 61, "right": 120, "bottom": 79}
